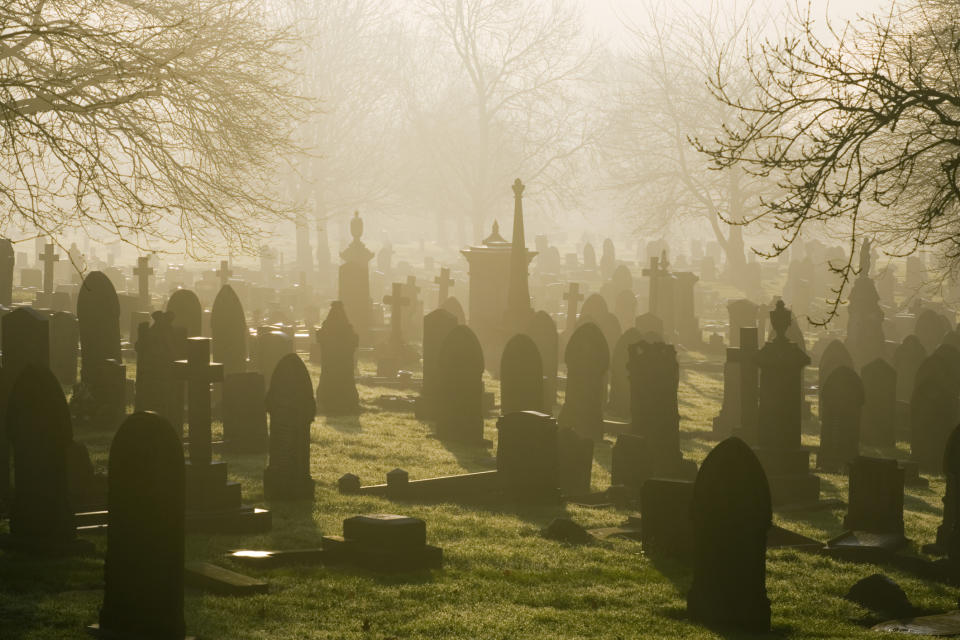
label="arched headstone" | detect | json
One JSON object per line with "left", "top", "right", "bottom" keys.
{"left": 894, "top": 335, "right": 927, "bottom": 403}
{"left": 500, "top": 333, "right": 543, "bottom": 415}
{"left": 526, "top": 311, "right": 558, "bottom": 413}
{"left": 256, "top": 327, "right": 293, "bottom": 383}
{"left": 96, "top": 412, "right": 184, "bottom": 638}
{"left": 77, "top": 271, "right": 121, "bottom": 385}
{"left": 608, "top": 328, "right": 642, "bottom": 419}
{"left": 436, "top": 325, "right": 485, "bottom": 443}
{"left": 264, "top": 353, "right": 315, "bottom": 500}
{"left": 416, "top": 308, "right": 458, "bottom": 420}
{"left": 915, "top": 309, "right": 950, "bottom": 354}
{"left": 222, "top": 372, "right": 268, "bottom": 453}
{"left": 911, "top": 352, "right": 960, "bottom": 472}
{"left": 440, "top": 296, "right": 466, "bottom": 326}
{"left": 558, "top": 322, "right": 609, "bottom": 440}
{"left": 860, "top": 358, "right": 897, "bottom": 450}
{"left": 315, "top": 301, "right": 360, "bottom": 416}
{"left": 818, "top": 366, "right": 864, "bottom": 472}
{"left": 166, "top": 288, "right": 202, "bottom": 338}
{"left": 211, "top": 285, "right": 247, "bottom": 377}
{"left": 687, "top": 437, "right": 772, "bottom": 632}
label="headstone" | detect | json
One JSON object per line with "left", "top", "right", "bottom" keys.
{"left": 95, "top": 412, "right": 185, "bottom": 639}
{"left": 315, "top": 301, "right": 360, "bottom": 416}
{"left": 416, "top": 309, "right": 458, "bottom": 420}
{"left": 915, "top": 309, "right": 950, "bottom": 354}
{"left": 133, "top": 256, "right": 154, "bottom": 310}
{"left": 844, "top": 457, "right": 905, "bottom": 537}
{"left": 894, "top": 335, "right": 926, "bottom": 403}
{"left": 861, "top": 358, "right": 897, "bottom": 450}
{"left": 558, "top": 322, "right": 609, "bottom": 440}
{"left": 712, "top": 347, "right": 741, "bottom": 438}
{"left": 727, "top": 299, "right": 758, "bottom": 347}
{"left": 134, "top": 311, "right": 177, "bottom": 421}
{"left": 49, "top": 311, "right": 79, "bottom": 387}
{"left": 563, "top": 282, "right": 584, "bottom": 333}
{"left": 441, "top": 296, "right": 466, "bottom": 325}
{"left": 737, "top": 327, "right": 760, "bottom": 444}
{"left": 39, "top": 242, "right": 59, "bottom": 295}
{"left": 635, "top": 313, "right": 664, "bottom": 342}
{"left": 500, "top": 334, "right": 543, "bottom": 414}
{"left": 556, "top": 426, "right": 593, "bottom": 495}
{"left": 687, "top": 437, "right": 772, "bottom": 632}
{"left": 818, "top": 366, "right": 864, "bottom": 472}
{"left": 77, "top": 271, "right": 122, "bottom": 385}
{"left": 173, "top": 338, "right": 223, "bottom": 468}
{"left": 614, "top": 289, "right": 637, "bottom": 334}
{"left": 608, "top": 328, "right": 642, "bottom": 419}
{"left": 264, "top": 353, "right": 315, "bottom": 501}
{"left": 166, "top": 288, "right": 202, "bottom": 338}
{"left": 845, "top": 240, "right": 885, "bottom": 367}
{"left": 256, "top": 328, "right": 293, "bottom": 384}
{"left": 641, "top": 478, "right": 694, "bottom": 558}
{"left": 911, "top": 350, "right": 960, "bottom": 472}
{"left": 933, "top": 425, "right": 960, "bottom": 555}
{"left": 526, "top": 311, "right": 558, "bottom": 413}
{"left": 222, "top": 372, "right": 268, "bottom": 453}
{"left": 0, "top": 238, "right": 13, "bottom": 306}
{"left": 436, "top": 325, "right": 485, "bottom": 443}
{"left": 496, "top": 411, "right": 558, "bottom": 502}
{"left": 211, "top": 285, "right": 247, "bottom": 378}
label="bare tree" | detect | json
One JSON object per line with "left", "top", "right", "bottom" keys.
{"left": 702, "top": 0, "right": 960, "bottom": 314}
{"left": 604, "top": 0, "right": 777, "bottom": 282}
{"left": 407, "top": 0, "right": 598, "bottom": 241}
{"left": 0, "top": 0, "right": 304, "bottom": 257}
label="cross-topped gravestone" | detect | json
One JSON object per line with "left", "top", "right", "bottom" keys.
{"left": 384, "top": 282, "right": 409, "bottom": 345}
{"left": 217, "top": 260, "right": 232, "bottom": 288}
{"left": 39, "top": 242, "right": 59, "bottom": 295}
{"left": 403, "top": 275, "right": 424, "bottom": 342}
{"left": 435, "top": 267, "right": 454, "bottom": 308}
{"left": 133, "top": 256, "right": 153, "bottom": 310}
{"left": 563, "top": 282, "right": 584, "bottom": 332}
{"left": 173, "top": 337, "right": 224, "bottom": 467}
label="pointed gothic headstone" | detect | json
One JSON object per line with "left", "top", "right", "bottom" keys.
{"left": 264, "top": 353, "right": 315, "bottom": 500}
{"left": 315, "top": 301, "right": 360, "bottom": 416}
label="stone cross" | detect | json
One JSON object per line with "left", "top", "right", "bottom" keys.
{"left": 404, "top": 275, "right": 421, "bottom": 301}
{"left": 563, "top": 282, "right": 584, "bottom": 332}
{"left": 173, "top": 337, "right": 224, "bottom": 467}
{"left": 134, "top": 256, "right": 153, "bottom": 309}
{"left": 217, "top": 260, "right": 232, "bottom": 288}
{"left": 642, "top": 252, "right": 669, "bottom": 319}
{"left": 40, "top": 243, "right": 59, "bottom": 295}
{"left": 383, "top": 282, "right": 409, "bottom": 344}
{"left": 435, "top": 267, "right": 454, "bottom": 307}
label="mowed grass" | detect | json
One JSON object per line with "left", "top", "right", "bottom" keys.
{"left": 0, "top": 355, "right": 956, "bottom": 639}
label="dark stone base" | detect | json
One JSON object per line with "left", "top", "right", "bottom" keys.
{"left": 321, "top": 535, "right": 442, "bottom": 572}
{"left": 185, "top": 461, "right": 242, "bottom": 512}
{"left": 824, "top": 530, "right": 909, "bottom": 562}
{"left": 263, "top": 469, "right": 315, "bottom": 502}
{"left": 87, "top": 624, "right": 194, "bottom": 640}
{"left": 0, "top": 534, "right": 94, "bottom": 556}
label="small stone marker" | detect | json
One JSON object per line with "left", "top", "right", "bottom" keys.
{"left": 826, "top": 457, "right": 907, "bottom": 559}
{"left": 322, "top": 514, "right": 443, "bottom": 571}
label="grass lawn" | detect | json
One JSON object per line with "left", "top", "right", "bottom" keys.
{"left": 0, "top": 356, "right": 954, "bottom": 639}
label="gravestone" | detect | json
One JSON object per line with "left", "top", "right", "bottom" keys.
{"left": 256, "top": 328, "right": 293, "bottom": 384}
{"left": 3, "top": 365, "right": 89, "bottom": 554}
{"left": 933, "top": 425, "right": 960, "bottom": 555}
{"left": 500, "top": 334, "right": 543, "bottom": 414}
{"left": 166, "top": 288, "right": 202, "bottom": 338}
{"left": 441, "top": 296, "right": 466, "bottom": 326}
{"left": 583, "top": 243, "right": 596, "bottom": 270}
{"left": 436, "top": 325, "right": 485, "bottom": 443}
{"left": 915, "top": 309, "right": 950, "bottom": 354}
{"left": 526, "top": 310, "right": 558, "bottom": 413}
{"left": 416, "top": 308, "right": 458, "bottom": 420}
{"left": 222, "top": 372, "right": 268, "bottom": 453}
{"left": 635, "top": 313, "right": 664, "bottom": 342}
{"left": 557, "top": 426, "right": 593, "bottom": 495}
{"left": 687, "top": 437, "right": 771, "bottom": 632}
{"left": 0, "top": 238, "right": 13, "bottom": 306}
{"left": 50, "top": 311, "right": 79, "bottom": 387}
{"left": 737, "top": 327, "right": 760, "bottom": 444}
{"left": 712, "top": 347, "right": 741, "bottom": 438}
{"left": 338, "top": 213, "right": 375, "bottom": 345}
{"left": 563, "top": 282, "right": 584, "bottom": 333}
{"left": 819, "top": 339, "right": 855, "bottom": 394}
{"left": 727, "top": 299, "right": 758, "bottom": 347}
{"left": 496, "top": 411, "right": 559, "bottom": 502}
{"left": 211, "top": 285, "right": 247, "bottom": 378}
{"left": 627, "top": 340, "right": 696, "bottom": 481}
{"left": 844, "top": 457, "right": 905, "bottom": 537}
{"left": 264, "top": 353, "right": 315, "bottom": 501}
{"left": 315, "top": 301, "right": 360, "bottom": 416}
{"left": 861, "top": 358, "right": 897, "bottom": 450}
{"left": 818, "top": 366, "right": 865, "bottom": 473}
{"left": 894, "top": 335, "right": 927, "bottom": 403}
{"left": 755, "top": 301, "right": 819, "bottom": 505}
{"left": 608, "top": 328, "right": 642, "bottom": 419}
{"left": 133, "top": 256, "right": 154, "bottom": 310}
{"left": 911, "top": 351, "right": 960, "bottom": 472}
{"left": 95, "top": 412, "right": 185, "bottom": 639}
{"left": 134, "top": 311, "right": 177, "bottom": 421}
{"left": 558, "top": 322, "right": 609, "bottom": 440}
{"left": 435, "top": 267, "right": 454, "bottom": 307}
{"left": 39, "top": 242, "right": 59, "bottom": 295}
{"left": 376, "top": 282, "right": 418, "bottom": 377}
{"left": 845, "top": 240, "right": 885, "bottom": 367}
{"left": 614, "top": 289, "right": 637, "bottom": 334}
{"left": 641, "top": 478, "right": 694, "bottom": 558}
{"left": 77, "top": 271, "right": 122, "bottom": 385}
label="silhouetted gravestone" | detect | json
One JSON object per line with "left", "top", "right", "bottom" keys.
{"left": 557, "top": 426, "right": 593, "bottom": 495}
{"left": 3, "top": 365, "right": 89, "bottom": 553}
{"left": 628, "top": 340, "right": 696, "bottom": 480}
{"left": 635, "top": 313, "right": 664, "bottom": 342}
{"left": 50, "top": 311, "right": 79, "bottom": 387}
{"left": 0, "top": 238, "right": 13, "bottom": 306}
{"left": 818, "top": 339, "right": 854, "bottom": 410}
{"left": 583, "top": 242, "right": 597, "bottom": 270}
{"left": 339, "top": 211, "right": 374, "bottom": 344}
{"left": 436, "top": 325, "right": 485, "bottom": 443}
{"left": 222, "top": 372, "right": 268, "bottom": 453}
{"left": 135, "top": 311, "right": 177, "bottom": 421}
{"left": 819, "top": 366, "right": 865, "bottom": 472}
{"left": 608, "top": 328, "right": 641, "bottom": 419}
{"left": 895, "top": 335, "right": 927, "bottom": 403}
{"left": 77, "top": 271, "right": 121, "bottom": 385}
{"left": 256, "top": 327, "right": 293, "bottom": 384}
{"left": 614, "top": 289, "right": 637, "bottom": 335}
{"left": 861, "top": 358, "right": 897, "bottom": 450}
{"left": 844, "top": 457, "right": 904, "bottom": 536}
{"left": 264, "top": 353, "right": 315, "bottom": 500}
{"left": 611, "top": 433, "right": 645, "bottom": 490}
{"left": 563, "top": 282, "right": 584, "bottom": 333}
{"left": 845, "top": 240, "right": 885, "bottom": 367}
{"left": 911, "top": 352, "right": 959, "bottom": 472}
{"left": 727, "top": 298, "right": 758, "bottom": 347}
{"left": 526, "top": 310, "right": 558, "bottom": 412}
{"left": 496, "top": 411, "right": 558, "bottom": 502}
{"left": 916, "top": 309, "right": 950, "bottom": 354}
{"left": 174, "top": 337, "right": 223, "bottom": 469}
{"left": 736, "top": 327, "right": 760, "bottom": 444}
{"left": 211, "top": 285, "right": 247, "bottom": 378}
{"left": 95, "top": 412, "right": 185, "bottom": 639}
{"left": 558, "top": 322, "right": 609, "bottom": 440}
{"left": 377, "top": 281, "right": 418, "bottom": 376}
{"left": 712, "top": 347, "right": 741, "bottom": 438}
{"left": 440, "top": 295, "right": 466, "bottom": 326}
{"left": 166, "top": 288, "right": 202, "bottom": 338}
{"left": 580, "top": 293, "right": 608, "bottom": 326}
{"left": 315, "top": 301, "right": 360, "bottom": 416}
{"left": 642, "top": 478, "right": 694, "bottom": 558}
{"left": 416, "top": 308, "right": 458, "bottom": 420}
{"left": 687, "top": 437, "right": 771, "bottom": 632}
{"left": 755, "top": 301, "right": 818, "bottom": 505}
{"left": 500, "top": 334, "right": 543, "bottom": 414}
{"left": 934, "top": 425, "right": 960, "bottom": 554}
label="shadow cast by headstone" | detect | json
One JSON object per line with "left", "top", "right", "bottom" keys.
{"left": 904, "top": 492, "right": 942, "bottom": 518}
{"left": 647, "top": 552, "right": 692, "bottom": 592}
{"left": 660, "top": 605, "right": 792, "bottom": 638}
{"left": 430, "top": 435, "right": 497, "bottom": 474}
{"left": 325, "top": 415, "right": 362, "bottom": 434}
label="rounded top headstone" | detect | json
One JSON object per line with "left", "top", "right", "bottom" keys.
{"left": 565, "top": 321, "right": 609, "bottom": 373}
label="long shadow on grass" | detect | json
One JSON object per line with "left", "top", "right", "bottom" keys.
{"left": 325, "top": 415, "right": 363, "bottom": 434}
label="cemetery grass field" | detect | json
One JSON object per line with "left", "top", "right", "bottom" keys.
{"left": 0, "top": 358, "right": 955, "bottom": 639}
